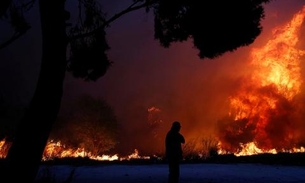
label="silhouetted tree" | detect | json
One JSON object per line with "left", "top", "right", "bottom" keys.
{"left": 1, "top": 1, "right": 68, "bottom": 182}
{"left": 0, "top": 0, "right": 272, "bottom": 182}
{"left": 0, "top": 99, "right": 25, "bottom": 141}
{"left": 50, "top": 94, "right": 118, "bottom": 156}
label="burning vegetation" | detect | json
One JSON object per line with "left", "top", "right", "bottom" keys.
{"left": 1, "top": 6, "right": 305, "bottom": 162}
{"left": 217, "top": 5, "right": 305, "bottom": 155}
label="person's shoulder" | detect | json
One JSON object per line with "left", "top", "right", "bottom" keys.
{"left": 179, "top": 133, "right": 185, "bottom": 139}
{"left": 166, "top": 130, "right": 173, "bottom": 136}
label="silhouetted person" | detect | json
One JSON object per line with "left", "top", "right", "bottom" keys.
{"left": 165, "top": 121, "right": 185, "bottom": 183}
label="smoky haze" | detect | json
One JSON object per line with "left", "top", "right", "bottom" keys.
{"left": 58, "top": 1, "right": 305, "bottom": 155}
{"left": 1, "top": 0, "right": 304, "bottom": 156}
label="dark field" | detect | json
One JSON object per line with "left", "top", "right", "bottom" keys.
{"left": 1, "top": 153, "right": 305, "bottom": 183}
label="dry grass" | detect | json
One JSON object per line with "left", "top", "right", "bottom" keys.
{"left": 183, "top": 135, "right": 219, "bottom": 160}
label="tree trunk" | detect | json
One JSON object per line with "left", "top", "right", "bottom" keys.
{"left": 3, "top": 0, "right": 67, "bottom": 182}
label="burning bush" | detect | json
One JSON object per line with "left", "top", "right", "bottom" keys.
{"left": 183, "top": 136, "right": 219, "bottom": 160}
{"left": 50, "top": 94, "right": 119, "bottom": 157}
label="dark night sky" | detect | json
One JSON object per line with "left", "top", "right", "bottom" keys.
{"left": 1, "top": 0, "right": 305, "bottom": 153}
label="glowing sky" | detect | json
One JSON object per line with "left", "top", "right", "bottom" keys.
{"left": 1, "top": 0, "right": 305, "bottom": 154}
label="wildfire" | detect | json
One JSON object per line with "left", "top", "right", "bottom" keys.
{"left": 0, "top": 139, "right": 149, "bottom": 161}
{"left": 2, "top": 7, "right": 305, "bottom": 162}
{"left": 233, "top": 142, "right": 305, "bottom": 157}
{"left": 218, "top": 6, "right": 305, "bottom": 155}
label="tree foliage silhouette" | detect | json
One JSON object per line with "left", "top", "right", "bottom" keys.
{"left": 0, "top": 0, "right": 271, "bottom": 182}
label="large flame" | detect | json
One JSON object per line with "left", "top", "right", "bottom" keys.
{"left": 2, "top": 6, "right": 305, "bottom": 161}
{"left": 218, "top": 6, "right": 305, "bottom": 155}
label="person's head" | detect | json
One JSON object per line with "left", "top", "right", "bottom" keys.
{"left": 171, "top": 121, "right": 181, "bottom": 132}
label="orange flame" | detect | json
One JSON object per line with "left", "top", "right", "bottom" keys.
{"left": 0, "top": 139, "right": 150, "bottom": 161}
{"left": 218, "top": 6, "right": 305, "bottom": 155}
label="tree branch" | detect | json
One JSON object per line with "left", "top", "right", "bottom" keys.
{"left": 0, "top": 30, "right": 29, "bottom": 50}
{"left": 21, "top": 0, "right": 36, "bottom": 11}
{"left": 69, "top": 0, "right": 157, "bottom": 41}
{"left": 0, "top": 0, "right": 35, "bottom": 50}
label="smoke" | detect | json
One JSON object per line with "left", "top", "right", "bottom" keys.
{"left": 216, "top": 4, "right": 305, "bottom": 152}
{"left": 61, "top": 1, "right": 305, "bottom": 155}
